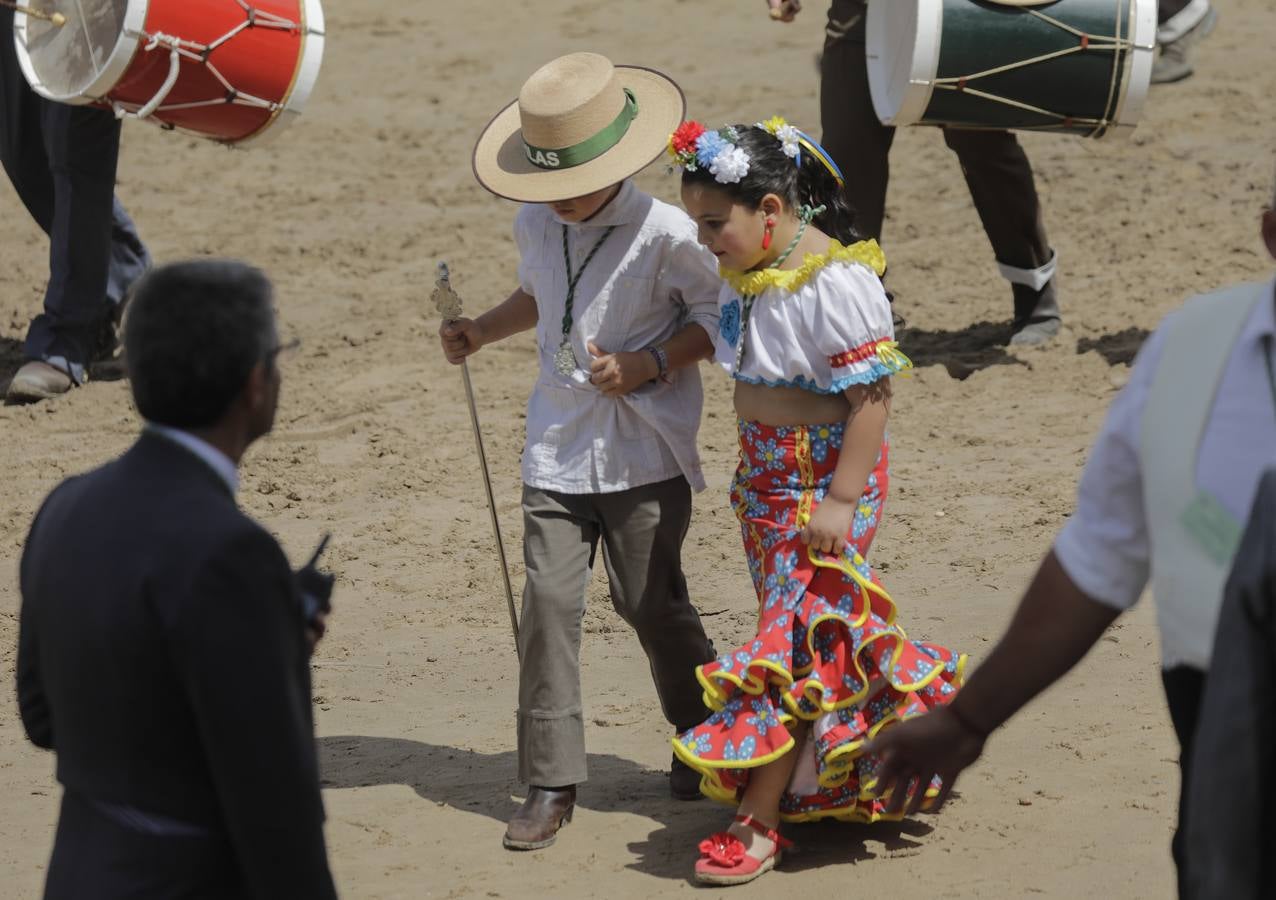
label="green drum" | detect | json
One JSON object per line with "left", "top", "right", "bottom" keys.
{"left": 867, "top": 0, "right": 1155, "bottom": 138}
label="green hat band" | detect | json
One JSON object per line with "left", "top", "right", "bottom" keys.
{"left": 523, "top": 89, "right": 639, "bottom": 171}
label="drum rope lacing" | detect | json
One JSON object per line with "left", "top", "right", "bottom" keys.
{"left": 927, "top": 6, "right": 1155, "bottom": 135}
{"left": 111, "top": 0, "right": 303, "bottom": 122}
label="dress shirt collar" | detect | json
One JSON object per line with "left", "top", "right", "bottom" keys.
{"left": 550, "top": 179, "right": 642, "bottom": 229}
{"left": 145, "top": 424, "right": 239, "bottom": 495}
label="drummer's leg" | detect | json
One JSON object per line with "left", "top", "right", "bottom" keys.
{"left": 107, "top": 199, "right": 151, "bottom": 309}
{"left": 0, "top": 11, "right": 55, "bottom": 234}
{"left": 943, "top": 127, "right": 1060, "bottom": 344}
{"left": 819, "top": 0, "right": 892, "bottom": 241}
{"left": 22, "top": 101, "right": 124, "bottom": 381}
{"left": 1154, "top": 0, "right": 1216, "bottom": 84}
{"left": 1158, "top": 0, "right": 1193, "bottom": 18}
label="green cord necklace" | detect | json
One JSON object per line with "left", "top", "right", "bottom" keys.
{"left": 734, "top": 218, "right": 809, "bottom": 371}
{"left": 554, "top": 223, "right": 617, "bottom": 375}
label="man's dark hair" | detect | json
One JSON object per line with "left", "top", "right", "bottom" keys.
{"left": 124, "top": 260, "right": 276, "bottom": 428}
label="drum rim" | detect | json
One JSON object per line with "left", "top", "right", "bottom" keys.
{"left": 866, "top": 0, "right": 943, "bottom": 127}
{"left": 235, "top": 0, "right": 325, "bottom": 146}
{"left": 13, "top": 0, "right": 149, "bottom": 105}
{"left": 1104, "top": 0, "right": 1155, "bottom": 137}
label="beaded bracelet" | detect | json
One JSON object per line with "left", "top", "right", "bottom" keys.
{"left": 645, "top": 344, "right": 669, "bottom": 382}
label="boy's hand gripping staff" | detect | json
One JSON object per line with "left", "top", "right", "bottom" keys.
{"left": 432, "top": 262, "right": 521, "bottom": 656}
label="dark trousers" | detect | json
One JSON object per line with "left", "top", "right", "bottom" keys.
{"left": 1158, "top": 0, "right": 1194, "bottom": 24}
{"left": 517, "top": 477, "right": 715, "bottom": 786}
{"left": 1163, "top": 666, "right": 1206, "bottom": 900}
{"left": 45, "top": 792, "right": 247, "bottom": 900}
{"left": 1, "top": 9, "right": 150, "bottom": 373}
{"left": 819, "top": 0, "right": 1057, "bottom": 324}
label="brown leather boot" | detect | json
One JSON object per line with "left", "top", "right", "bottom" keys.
{"left": 6, "top": 361, "right": 74, "bottom": 403}
{"left": 503, "top": 786, "right": 575, "bottom": 851}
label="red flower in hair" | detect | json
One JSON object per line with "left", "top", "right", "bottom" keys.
{"left": 698, "top": 832, "right": 746, "bottom": 866}
{"left": 670, "top": 120, "right": 707, "bottom": 156}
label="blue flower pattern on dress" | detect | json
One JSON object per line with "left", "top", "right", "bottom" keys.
{"left": 746, "top": 699, "right": 781, "bottom": 736}
{"left": 813, "top": 626, "right": 839, "bottom": 664}
{"left": 719, "top": 298, "right": 742, "bottom": 347}
{"left": 763, "top": 551, "right": 800, "bottom": 611}
{"left": 683, "top": 732, "right": 712, "bottom": 756}
{"left": 756, "top": 437, "right": 788, "bottom": 473}
{"left": 809, "top": 422, "right": 841, "bottom": 464}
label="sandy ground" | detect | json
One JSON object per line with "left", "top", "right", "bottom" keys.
{"left": 2, "top": 0, "right": 1274, "bottom": 896}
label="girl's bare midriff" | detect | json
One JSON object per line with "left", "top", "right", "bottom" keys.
{"left": 733, "top": 380, "right": 851, "bottom": 427}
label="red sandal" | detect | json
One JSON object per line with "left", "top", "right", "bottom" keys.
{"left": 694, "top": 814, "right": 793, "bottom": 886}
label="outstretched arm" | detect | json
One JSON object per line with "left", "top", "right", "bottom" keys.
{"left": 439, "top": 287, "right": 538, "bottom": 364}
{"left": 868, "top": 550, "right": 1120, "bottom": 813}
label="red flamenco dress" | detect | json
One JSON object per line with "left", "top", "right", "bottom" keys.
{"left": 674, "top": 241, "right": 967, "bottom": 822}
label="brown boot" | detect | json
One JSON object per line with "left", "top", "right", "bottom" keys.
{"left": 503, "top": 786, "right": 575, "bottom": 851}
{"left": 6, "top": 361, "right": 74, "bottom": 403}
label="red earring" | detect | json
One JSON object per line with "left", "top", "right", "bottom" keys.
{"left": 761, "top": 217, "right": 775, "bottom": 251}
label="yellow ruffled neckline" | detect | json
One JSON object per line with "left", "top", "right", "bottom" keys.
{"left": 720, "top": 239, "right": 886, "bottom": 296}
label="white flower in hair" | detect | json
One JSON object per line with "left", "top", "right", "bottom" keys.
{"left": 775, "top": 124, "right": 801, "bottom": 159}
{"left": 757, "top": 116, "right": 801, "bottom": 160}
{"left": 710, "top": 146, "right": 750, "bottom": 184}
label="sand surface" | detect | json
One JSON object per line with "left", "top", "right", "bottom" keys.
{"left": 2, "top": 0, "right": 1274, "bottom": 896}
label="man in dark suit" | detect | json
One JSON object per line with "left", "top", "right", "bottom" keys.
{"left": 16, "top": 260, "right": 338, "bottom": 899}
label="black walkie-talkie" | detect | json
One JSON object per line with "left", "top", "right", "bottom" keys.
{"left": 297, "top": 533, "right": 334, "bottom": 625}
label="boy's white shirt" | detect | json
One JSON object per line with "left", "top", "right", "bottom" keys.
{"left": 515, "top": 180, "right": 721, "bottom": 494}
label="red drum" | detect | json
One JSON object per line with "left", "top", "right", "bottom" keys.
{"left": 13, "top": 0, "right": 324, "bottom": 145}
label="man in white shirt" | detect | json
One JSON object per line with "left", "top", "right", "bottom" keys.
{"left": 866, "top": 183, "right": 1276, "bottom": 897}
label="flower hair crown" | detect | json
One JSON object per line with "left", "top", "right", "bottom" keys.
{"left": 666, "top": 116, "right": 845, "bottom": 187}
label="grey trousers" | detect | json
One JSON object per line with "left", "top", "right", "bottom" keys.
{"left": 517, "top": 477, "right": 714, "bottom": 787}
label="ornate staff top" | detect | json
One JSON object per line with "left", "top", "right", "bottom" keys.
{"left": 432, "top": 261, "right": 463, "bottom": 321}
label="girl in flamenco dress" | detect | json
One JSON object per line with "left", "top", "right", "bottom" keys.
{"left": 668, "top": 116, "right": 967, "bottom": 886}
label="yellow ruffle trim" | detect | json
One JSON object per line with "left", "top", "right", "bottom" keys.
{"left": 720, "top": 239, "right": 887, "bottom": 296}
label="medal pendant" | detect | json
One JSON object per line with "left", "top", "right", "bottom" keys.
{"left": 554, "top": 340, "right": 578, "bottom": 375}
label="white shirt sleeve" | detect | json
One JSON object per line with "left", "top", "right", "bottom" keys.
{"left": 802, "top": 262, "right": 898, "bottom": 387}
{"left": 514, "top": 204, "right": 540, "bottom": 296}
{"left": 1052, "top": 324, "right": 1170, "bottom": 611}
{"left": 661, "top": 230, "right": 722, "bottom": 337}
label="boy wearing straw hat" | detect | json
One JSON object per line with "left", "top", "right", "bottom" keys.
{"left": 443, "top": 52, "right": 720, "bottom": 851}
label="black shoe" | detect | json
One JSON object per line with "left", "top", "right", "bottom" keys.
{"left": 670, "top": 756, "right": 703, "bottom": 801}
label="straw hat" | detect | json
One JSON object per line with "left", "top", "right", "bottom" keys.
{"left": 472, "top": 52, "right": 685, "bottom": 203}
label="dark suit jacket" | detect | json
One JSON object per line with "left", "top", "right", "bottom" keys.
{"left": 1184, "top": 468, "right": 1276, "bottom": 900}
{"left": 17, "top": 431, "right": 337, "bottom": 899}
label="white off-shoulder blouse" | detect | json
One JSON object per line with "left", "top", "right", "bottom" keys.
{"left": 711, "top": 239, "right": 911, "bottom": 394}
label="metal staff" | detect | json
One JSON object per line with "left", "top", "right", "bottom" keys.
{"left": 432, "top": 262, "right": 520, "bottom": 655}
